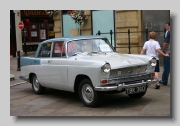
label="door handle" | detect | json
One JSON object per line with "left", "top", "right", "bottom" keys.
{"left": 48, "top": 60, "right": 52, "bottom": 63}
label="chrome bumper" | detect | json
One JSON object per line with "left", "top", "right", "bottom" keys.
{"left": 94, "top": 78, "right": 158, "bottom": 91}
{"left": 19, "top": 76, "right": 29, "bottom": 82}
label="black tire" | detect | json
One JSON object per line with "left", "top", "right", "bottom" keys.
{"left": 78, "top": 79, "right": 102, "bottom": 107}
{"left": 31, "top": 74, "right": 45, "bottom": 94}
{"left": 128, "top": 92, "right": 146, "bottom": 98}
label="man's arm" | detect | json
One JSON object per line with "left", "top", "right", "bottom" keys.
{"left": 162, "top": 42, "right": 168, "bottom": 53}
{"left": 162, "top": 30, "right": 170, "bottom": 52}
{"left": 140, "top": 48, "right": 146, "bottom": 55}
{"left": 156, "top": 49, "right": 169, "bottom": 57}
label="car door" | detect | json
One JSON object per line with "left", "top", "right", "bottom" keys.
{"left": 34, "top": 42, "right": 52, "bottom": 86}
{"left": 47, "top": 41, "right": 69, "bottom": 88}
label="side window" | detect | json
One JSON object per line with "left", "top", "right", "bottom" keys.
{"left": 52, "top": 41, "right": 66, "bottom": 57}
{"left": 38, "top": 42, "right": 52, "bottom": 57}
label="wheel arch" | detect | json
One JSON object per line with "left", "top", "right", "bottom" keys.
{"left": 74, "top": 74, "right": 91, "bottom": 93}
{"left": 29, "top": 73, "right": 36, "bottom": 83}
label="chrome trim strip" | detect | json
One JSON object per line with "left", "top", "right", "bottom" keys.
{"left": 66, "top": 37, "right": 105, "bottom": 42}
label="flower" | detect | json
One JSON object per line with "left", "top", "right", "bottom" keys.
{"left": 67, "top": 10, "right": 88, "bottom": 26}
{"left": 45, "top": 10, "right": 58, "bottom": 19}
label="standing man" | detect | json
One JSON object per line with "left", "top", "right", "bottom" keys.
{"left": 159, "top": 21, "right": 170, "bottom": 85}
{"left": 140, "top": 31, "right": 169, "bottom": 89}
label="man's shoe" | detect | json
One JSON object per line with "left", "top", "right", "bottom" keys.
{"left": 155, "top": 83, "right": 160, "bottom": 89}
{"left": 159, "top": 80, "right": 167, "bottom": 85}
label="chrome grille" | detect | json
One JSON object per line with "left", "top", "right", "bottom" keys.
{"left": 110, "top": 65, "right": 147, "bottom": 78}
{"left": 108, "top": 73, "right": 151, "bottom": 85}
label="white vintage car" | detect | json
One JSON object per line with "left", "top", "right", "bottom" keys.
{"left": 19, "top": 35, "right": 157, "bottom": 107}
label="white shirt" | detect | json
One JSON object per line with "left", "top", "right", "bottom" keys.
{"left": 165, "top": 29, "right": 170, "bottom": 37}
{"left": 143, "top": 39, "right": 161, "bottom": 60}
{"left": 164, "top": 29, "right": 170, "bottom": 54}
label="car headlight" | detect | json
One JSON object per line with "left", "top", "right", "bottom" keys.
{"left": 101, "top": 62, "right": 111, "bottom": 74}
{"left": 149, "top": 57, "right": 156, "bottom": 67}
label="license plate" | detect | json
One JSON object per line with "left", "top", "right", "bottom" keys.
{"left": 125, "top": 86, "right": 146, "bottom": 94}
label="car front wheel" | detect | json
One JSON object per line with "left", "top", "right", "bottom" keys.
{"left": 78, "top": 79, "right": 101, "bottom": 107}
{"left": 31, "top": 74, "right": 45, "bottom": 94}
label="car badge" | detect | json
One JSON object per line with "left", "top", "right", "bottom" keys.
{"left": 118, "top": 71, "right": 121, "bottom": 75}
{"left": 137, "top": 67, "right": 141, "bottom": 73}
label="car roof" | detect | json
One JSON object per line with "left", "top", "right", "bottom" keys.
{"left": 34, "top": 35, "right": 109, "bottom": 57}
{"left": 41, "top": 35, "right": 107, "bottom": 44}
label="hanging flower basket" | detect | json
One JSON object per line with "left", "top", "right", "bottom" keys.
{"left": 67, "top": 10, "right": 88, "bottom": 26}
{"left": 45, "top": 10, "right": 58, "bottom": 19}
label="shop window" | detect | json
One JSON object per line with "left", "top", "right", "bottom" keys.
{"left": 22, "top": 18, "right": 54, "bottom": 42}
{"left": 48, "top": 23, "right": 54, "bottom": 39}
{"left": 39, "top": 22, "right": 47, "bottom": 40}
{"left": 30, "top": 22, "right": 39, "bottom": 42}
{"left": 21, "top": 10, "right": 55, "bottom": 42}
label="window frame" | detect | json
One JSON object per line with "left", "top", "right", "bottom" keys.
{"left": 52, "top": 41, "right": 66, "bottom": 58}
{"left": 37, "top": 42, "right": 53, "bottom": 58}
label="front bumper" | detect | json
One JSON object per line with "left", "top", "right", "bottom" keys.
{"left": 94, "top": 78, "right": 158, "bottom": 91}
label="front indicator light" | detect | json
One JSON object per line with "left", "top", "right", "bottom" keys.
{"left": 151, "top": 72, "right": 155, "bottom": 77}
{"left": 101, "top": 80, "right": 108, "bottom": 84}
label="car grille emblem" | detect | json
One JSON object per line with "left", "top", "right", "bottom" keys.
{"left": 118, "top": 71, "right": 121, "bottom": 75}
{"left": 137, "top": 67, "right": 141, "bottom": 73}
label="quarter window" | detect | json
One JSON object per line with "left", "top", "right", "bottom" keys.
{"left": 38, "top": 42, "right": 52, "bottom": 57}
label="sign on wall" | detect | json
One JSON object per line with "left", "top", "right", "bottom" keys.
{"left": 18, "top": 21, "right": 24, "bottom": 30}
{"left": 20, "top": 10, "right": 49, "bottom": 17}
{"left": 40, "top": 30, "right": 46, "bottom": 39}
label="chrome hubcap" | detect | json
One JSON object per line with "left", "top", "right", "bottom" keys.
{"left": 82, "top": 84, "right": 94, "bottom": 103}
{"left": 33, "top": 76, "right": 39, "bottom": 91}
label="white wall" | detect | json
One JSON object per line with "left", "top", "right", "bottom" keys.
{"left": 14, "top": 10, "right": 23, "bottom": 53}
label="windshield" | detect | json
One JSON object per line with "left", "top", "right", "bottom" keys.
{"left": 67, "top": 39, "right": 114, "bottom": 57}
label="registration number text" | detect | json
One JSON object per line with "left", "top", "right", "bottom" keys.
{"left": 126, "top": 86, "right": 146, "bottom": 94}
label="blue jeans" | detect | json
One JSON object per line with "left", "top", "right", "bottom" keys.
{"left": 162, "top": 56, "right": 170, "bottom": 84}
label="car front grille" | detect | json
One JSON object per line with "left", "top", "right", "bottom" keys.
{"left": 110, "top": 65, "right": 147, "bottom": 78}
{"left": 107, "top": 73, "right": 152, "bottom": 85}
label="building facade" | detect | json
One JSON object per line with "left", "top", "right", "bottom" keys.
{"left": 10, "top": 10, "right": 170, "bottom": 57}
{"left": 10, "top": 10, "right": 55, "bottom": 57}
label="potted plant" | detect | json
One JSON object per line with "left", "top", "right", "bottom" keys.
{"left": 45, "top": 10, "right": 58, "bottom": 19}
{"left": 67, "top": 10, "right": 88, "bottom": 26}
